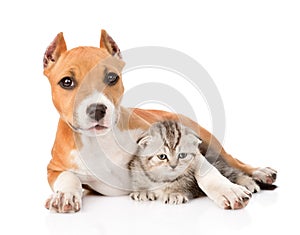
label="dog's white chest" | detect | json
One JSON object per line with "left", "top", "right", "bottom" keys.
{"left": 71, "top": 128, "right": 142, "bottom": 195}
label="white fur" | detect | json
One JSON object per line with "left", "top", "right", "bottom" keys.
{"left": 75, "top": 91, "right": 117, "bottom": 134}
{"left": 53, "top": 171, "right": 82, "bottom": 193}
{"left": 252, "top": 167, "right": 277, "bottom": 184}
{"left": 49, "top": 171, "right": 82, "bottom": 212}
{"left": 67, "top": 89, "right": 143, "bottom": 195}
{"left": 70, "top": 89, "right": 145, "bottom": 195}
{"left": 194, "top": 156, "right": 251, "bottom": 209}
{"left": 70, "top": 126, "right": 143, "bottom": 195}
{"left": 236, "top": 175, "right": 260, "bottom": 193}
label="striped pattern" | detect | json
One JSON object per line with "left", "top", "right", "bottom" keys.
{"left": 129, "top": 120, "right": 206, "bottom": 201}
{"left": 157, "top": 121, "right": 182, "bottom": 151}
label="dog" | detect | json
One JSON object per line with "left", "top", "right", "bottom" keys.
{"left": 43, "top": 30, "right": 277, "bottom": 212}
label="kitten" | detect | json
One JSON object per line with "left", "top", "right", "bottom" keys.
{"left": 128, "top": 120, "right": 259, "bottom": 204}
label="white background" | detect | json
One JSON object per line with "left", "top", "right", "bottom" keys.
{"left": 1, "top": 0, "right": 299, "bottom": 234}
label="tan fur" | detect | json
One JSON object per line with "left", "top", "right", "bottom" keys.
{"left": 47, "top": 119, "right": 79, "bottom": 189}
{"left": 44, "top": 30, "right": 268, "bottom": 212}
{"left": 44, "top": 32, "right": 258, "bottom": 188}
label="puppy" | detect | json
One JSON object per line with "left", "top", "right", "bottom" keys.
{"left": 43, "top": 30, "right": 277, "bottom": 212}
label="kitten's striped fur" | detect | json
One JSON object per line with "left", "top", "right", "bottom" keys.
{"left": 128, "top": 121, "right": 259, "bottom": 204}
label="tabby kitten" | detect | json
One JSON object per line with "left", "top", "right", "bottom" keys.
{"left": 128, "top": 121, "right": 259, "bottom": 204}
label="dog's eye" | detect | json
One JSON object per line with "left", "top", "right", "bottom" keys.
{"left": 58, "top": 77, "right": 76, "bottom": 90}
{"left": 157, "top": 154, "right": 168, "bottom": 160}
{"left": 178, "top": 153, "right": 187, "bottom": 159}
{"left": 104, "top": 72, "right": 119, "bottom": 86}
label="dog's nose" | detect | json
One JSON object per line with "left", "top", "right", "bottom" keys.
{"left": 86, "top": 103, "right": 107, "bottom": 122}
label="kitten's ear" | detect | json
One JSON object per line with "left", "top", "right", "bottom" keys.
{"left": 136, "top": 134, "right": 152, "bottom": 148}
{"left": 185, "top": 128, "right": 202, "bottom": 146}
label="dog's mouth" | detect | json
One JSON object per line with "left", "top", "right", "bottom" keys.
{"left": 88, "top": 124, "right": 108, "bottom": 131}
{"left": 68, "top": 122, "right": 109, "bottom": 134}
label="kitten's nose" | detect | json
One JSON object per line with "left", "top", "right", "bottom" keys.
{"left": 170, "top": 164, "right": 177, "bottom": 169}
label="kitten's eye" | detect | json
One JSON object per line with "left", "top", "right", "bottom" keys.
{"left": 178, "top": 153, "right": 187, "bottom": 159}
{"left": 58, "top": 77, "right": 76, "bottom": 90}
{"left": 104, "top": 72, "right": 120, "bottom": 86}
{"left": 157, "top": 154, "right": 168, "bottom": 160}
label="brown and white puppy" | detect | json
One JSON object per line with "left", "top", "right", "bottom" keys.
{"left": 43, "top": 30, "right": 277, "bottom": 212}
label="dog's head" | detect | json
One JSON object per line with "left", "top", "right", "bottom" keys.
{"left": 43, "top": 30, "right": 125, "bottom": 136}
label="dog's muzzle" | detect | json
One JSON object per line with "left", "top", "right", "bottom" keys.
{"left": 86, "top": 103, "right": 107, "bottom": 121}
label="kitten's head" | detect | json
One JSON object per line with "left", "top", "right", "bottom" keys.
{"left": 136, "top": 121, "right": 202, "bottom": 182}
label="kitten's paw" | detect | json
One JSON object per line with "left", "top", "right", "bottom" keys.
{"left": 163, "top": 193, "right": 189, "bottom": 205}
{"left": 236, "top": 175, "right": 260, "bottom": 193}
{"left": 45, "top": 191, "right": 81, "bottom": 213}
{"left": 252, "top": 167, "right": 277, "bottom": 184}
{"left": 212, "top": 184, "right": 252, "bottom": 210}
{"left": 130, "top": 191, "right": 157, "bottom": 201}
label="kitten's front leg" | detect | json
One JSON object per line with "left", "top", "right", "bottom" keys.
{"left": 195, "top": 157, "right": 252, "bottom": 209}
{"left": 130, "top": 191, "right": 157, "bottom": 201}
{"left": 162, "top": 192, "right": 189, "bottom": 204}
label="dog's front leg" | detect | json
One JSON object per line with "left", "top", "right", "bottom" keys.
{"left": 194, "top": 157, "right": 252, "bottom": 209}
{"left": 45, "top": 171, "right": 82, "bottom": 213}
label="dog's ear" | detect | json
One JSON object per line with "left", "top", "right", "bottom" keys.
{"left": 100, "top": 29, "right": 122, "bottom": 59}
{"left": 43, "top": 32, "right": 67, "bottom": 70}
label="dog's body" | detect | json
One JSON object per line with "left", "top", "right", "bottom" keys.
{"left": 44, "top": 30, "right": 276, "bottom": 212}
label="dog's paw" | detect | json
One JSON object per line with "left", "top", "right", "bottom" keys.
{"left": 45, "top": 191, "right": 81, "bottom": 213}
{"left": 252, "top": 167, "right": 277, "bottom": 184}
{"left": 162, "top": 193, "right": 189, "bottom": 205}
{"left": 130, "top": 191, "right": 157, "bottom": 201}
{"left": 237, "top": 175, "right": 260, "bottom": 193}
{"left": 213, "top": 184, "right": 252, "bottom": 210}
